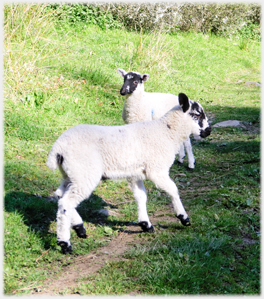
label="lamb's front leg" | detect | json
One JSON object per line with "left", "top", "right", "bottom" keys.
{"left": 150, "top": 173, "right": 190, "bottom": 226}
{"left": 128, "top": 179, "right": 154, "bottom": 232}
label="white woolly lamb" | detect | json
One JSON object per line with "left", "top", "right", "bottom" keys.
{"left": 117, "top": 68, "right": 200, "bottom": 169}
{"left": 47, "top": 93, "right": 211, "bottom": 254}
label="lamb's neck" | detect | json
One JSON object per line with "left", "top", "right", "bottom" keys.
{"left": 123, "top": 85, "right": 147, "bottom": 123}
{"left": 161, "top": 109, "right": 193, "bottom": 142}
{"left": 125, "top": 85, "right": 145, "bottom": 103}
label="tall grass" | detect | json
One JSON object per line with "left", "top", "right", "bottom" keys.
{"left": 128, "top": 29, "right": 173, "bottom": 73}
{"left": 4, "top": 4, "right": 65, "bottom": 101}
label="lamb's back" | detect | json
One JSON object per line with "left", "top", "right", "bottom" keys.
{"left": 143, "top": 92, "right": 179, "bottom": 120}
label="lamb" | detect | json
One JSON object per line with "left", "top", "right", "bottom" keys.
{"left": 47, "top": 93, "right": 211, "bottom": 254}
{"left": 117, "top": 68, "right": 199, "bottom": 169}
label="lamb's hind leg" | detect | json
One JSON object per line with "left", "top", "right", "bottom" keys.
{"left": 71, "top": 209, "right": 87, "bottom": 239}
{"left": 178, "top": 143, "right": 186, "bottom": 164}
{"left": 57, "top": 173, "right": 102, "bottom": 253}
{"left": 54, "top": 165, "right": 71, "bottom": 199}
{"left": 128, "top": 179, "right": 154, "bottom": 232}
{"left": 178, "top": 138, "right": 195, "bottom": 169}
{"left": 54, "top": 178, "right": 70, "bottom": 199}
{"left": 184, "top": 137, "right": 195, "bottom": 169}
{"left": 150, "top": 173, "right": 190, "bottom": 226}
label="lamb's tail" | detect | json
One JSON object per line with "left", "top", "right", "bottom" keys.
{"left": 46, "top": 142, "right": 63, "bottom": 171}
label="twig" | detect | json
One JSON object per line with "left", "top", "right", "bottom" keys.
{"left": 35, "top": 248, "right": 51, "bottom": 263}
{"left": 115, "top": 200, "right": 135, "bottom": 205}
{"left": 74, "top": 254, "right": 97, "bottom": 262}
{"left": 12, "top": 283, "right": 42, "bottom": 294}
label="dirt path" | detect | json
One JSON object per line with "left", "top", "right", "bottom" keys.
{"left": 30, "top": 223, "right": 154, "bottom": 295}
{"left": 29, "top": 205, "right": 178, "bottom": 295}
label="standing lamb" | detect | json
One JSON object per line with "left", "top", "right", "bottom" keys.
{"left": 47, "top": 93, "right": 211, "bottom": 254}
{"left": 117, "top": 68, "right": 199, "bottom": 169}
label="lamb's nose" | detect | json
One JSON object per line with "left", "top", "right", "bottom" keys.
{"left": 120, "top": 88, "right": 126, "bottom": 95}
{"left": 200, "top": 126, "right": 211, "bottom": 138}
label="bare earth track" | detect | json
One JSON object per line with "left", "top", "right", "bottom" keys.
{"left": 30, "top": 212, "right": 178, "bottom": 296}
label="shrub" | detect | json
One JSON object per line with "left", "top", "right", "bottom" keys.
{"left": 105, "top": 3, "right": 260, "bottom": 36}
{"left": 45, "top": 3, "right": 260, "bottom": 39}
{"left": 47, "top": 3, "right": 122, "bottom": 30}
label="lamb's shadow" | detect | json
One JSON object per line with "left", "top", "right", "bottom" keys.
{"left": 4, "top": 191, "right": 146, "bottom": 250}
{"left": 4, "top": 191, "right": 58, "bottom": 249}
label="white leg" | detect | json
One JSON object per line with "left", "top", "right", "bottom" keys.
{"left": 56, "top": 177, "right": 101, "bottom": 253}
{"left": 128, "top": 179, "right": 154, "bottom": 232}
{"left": 184, "top": 137, "right": 195, "bottom": 169}
{"left": 149, "top": 173, "right": 190, "bottom": 226}
{"left": 178, "top": 143, "right": 185, "bottom": 164}
{"left": 54, "top": 166, "right": 71, "bottom": 199}
{"left": 56, "top": 193, "right": 75, "bottom": 253}
{"left": 71, "top": 209, "right": 87, "bottom": 239}
{"left": 54, "top": 178, "right": 70, "bottom": 199}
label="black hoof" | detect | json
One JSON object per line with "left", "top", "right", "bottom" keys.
{"left": 72, "top": 223, "right": 87, "bottom": 238}
{"left": 57, "top": 241, "right": 72, "bottom": 254}
{"left": 177, "top": 214, "right": 191, "bottom": 226}
{"left": 188, "top": 161, "right": 195, "bottom": 170}
{"left": 177, "top": 161, "right": 184, "bottom": 166}
{"left": 138, "top": 221, "right": 155, "bottom": 233}
{"left": 187, "top": 167, "right": 194, "bottom": 171}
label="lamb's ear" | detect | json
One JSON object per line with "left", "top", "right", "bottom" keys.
{"left": 178, "top": 93, "right": 190, "bottom": 113}
{"left": 117, "top": 68, "right": 127, "bottom": 77}
{"left": 141, "top": 73, "right": 149, "bottom": 82}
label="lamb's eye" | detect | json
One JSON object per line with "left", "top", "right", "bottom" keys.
{"left": 190, "top": 112, "right": 200, "bottom": 120}
{"left": 133, "top": 81, "right": 138, "bottom": 85}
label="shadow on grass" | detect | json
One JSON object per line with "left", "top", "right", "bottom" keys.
{"left": 207, "top": 105, "right": 260, "bottom": 125}
{"left": 196, "top": 137, "right": 260, "bottom": 153}
{"left": 4, "top": 190, "right": 144, "bottom": 250}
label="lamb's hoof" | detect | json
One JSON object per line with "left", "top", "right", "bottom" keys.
{"left": 138, "top": 221, "right": 155, "bottom": 233}
{"left": 72, "top": 223, "right": 87, "bottom": 238}
{"left": 177, "top": 214, "right": 191, "bottom": 226}
{"left": 177, "top": 160, "right": 184, "bottom": 166}
{"left": 57, "top": 241, "right": 72, "bottom": 254}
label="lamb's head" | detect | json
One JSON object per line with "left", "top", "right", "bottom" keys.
{"left": 117, "top": 69, "right": 149, "bottom": 96}
{"left": 179, "top": 93, "right": 211, "bottom": 139}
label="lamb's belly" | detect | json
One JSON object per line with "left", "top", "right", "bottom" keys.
{"left": 103, "top": 164, "right": 146, "bottom": 180}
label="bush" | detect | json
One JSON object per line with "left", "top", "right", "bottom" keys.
{"left": 44, "top": 2, "right": 261, "bottom": 39}
{"left": 47, "top": 3, "right": 122, "bottom": 30}
{"left": 105, "top": 3, "right": 260, "bottom": 36}
{"left": 52, "top": 3, "right": 260, "bottom": 39}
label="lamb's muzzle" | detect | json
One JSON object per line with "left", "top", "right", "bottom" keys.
{"left": 200, "top": 126, "right": 211, "bottom": 138}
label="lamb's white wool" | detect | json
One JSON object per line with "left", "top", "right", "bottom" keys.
{"left": 47, "top": 93, "right": 211, "bottom": 254}
{"left": 117, "top": 68, "right": 200, "bottom": 169}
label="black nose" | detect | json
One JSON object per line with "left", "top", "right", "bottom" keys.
{"left": 120, "top": 88, "right": 126, "bottom": 96}
{"left": 200, "top": 126, "right": 211, "bottom": 138}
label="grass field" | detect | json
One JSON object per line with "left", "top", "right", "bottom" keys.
{"left": 4, "top": 6, "right": 261, "bottom": 295}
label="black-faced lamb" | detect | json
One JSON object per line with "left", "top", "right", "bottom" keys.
{"left": 47, "top": 93, "right": 211, "bottom": 254}
{"left": 117, "top": 68, "right": 200, "bottom": 169}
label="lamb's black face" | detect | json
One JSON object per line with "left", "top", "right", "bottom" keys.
{"left": 120, "top": 72, "right": 142, "bottom": 95}
{"left": 189, "top": 101, "right": 211, "bottom": 138}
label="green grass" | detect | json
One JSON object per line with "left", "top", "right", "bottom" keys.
{"left": 4, "top": 8, "right": 260, "bottom": 295}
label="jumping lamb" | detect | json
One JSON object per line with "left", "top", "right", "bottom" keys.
{"left": 117, "top": 68, "right": 201, "bottom": 169}
{"left": 47, "top": 93, "right": 211, "bottom": 254}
